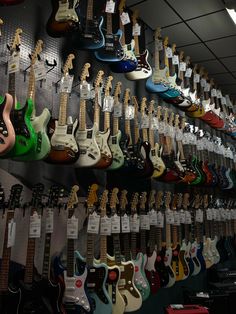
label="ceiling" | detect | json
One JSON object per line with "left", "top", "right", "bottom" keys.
{"left": 126, "top": 0, "right": 236, "bottom": 99}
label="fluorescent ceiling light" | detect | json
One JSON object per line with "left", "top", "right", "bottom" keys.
{"left": 226, "top": 8, "right": 236, "bottom": 24}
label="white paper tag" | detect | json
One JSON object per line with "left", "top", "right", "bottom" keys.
{"left": 120, "top": 12, "right": 130, "bottom": 25}
{"left": 158, "top": 121, "right": 165, "bottom": 134}
{"left": 100, "top": 215, "right": 111, "bottom": 235}
{"left": 179, "top": 62, "right": 186, "bottom": 72}
{"left": 195, "top": 209, "right": 203, "bottom": 223}
{"left": 29, "top": 212, "right": 41, "bottom": 238}
{"left": 121, "top": 214, "right": 130, "bottom": 233}
{"left": 33, "top": 60, "right": 47, "bottom": 81}
{"left": 200, "top": 78, "right": 207, "bottom": 87}
{"left": 221, "top": 96, "right": 226, "bottom": 105}
{"left": 216, "top": 209, "right": 221, "bottom": 222}
{"left": 132, "top": 23, "right": 141, "bottom": 36}
{"left": 8, "top": 52, "right": 20, "bottom": 74}
{"left": 151, "top": 116, "right": 159, "bottom": 130}
{"left": 166, "top": 210, "right": 174, "bottom": 225}
{"left": 111, "top": 214, "right": 120, "bottom": 233}
{"left": 67, "top": 215, "right": 79, "bottom": 239}
{"left": 217, "top": 89, "right": 222, "bottom": 98}
{"left": 60, "top": 74, "right": 74, "bottom": 93}
{"left": 156, "top": 211, "right": 164, "bottom": 228}
{"left": 165, "top": 47, "right": 173, "bottom": 58}
{"left": 185, "top": 68, "right": 192, "bottom": 78}
{"left": 149, "top": 209, "right": 157, "bottom": 226}
{"left": 105, "top": 0, "right": 115, "bottom": 13}
{"left": 113, "top": 101, "right": 122, "bottom": 117}
{"left": 206, "top": 208, "right": 213, "bottom": 221}
{"left": 140, "top": 214, "right": 150, "bottom": 230}
{"left": 103, "top": 95, "right": 114, "bottom": 112}
{"left": 7, "top": 219, "right": 16, "bottom": 248}
{"left": 180, "top": 210, "right": 186, "bottom": 224}
{"left": 194, "top": 73, "right": 200, "bottom": 83}
{"left": 125, "top": 105, "right": 135, "bottom": 120}
{"left": 157, "top": 40, "right": 163, "bottom": 51}
{"left": 174, "top": 212, "right": 180, "bottom": 226}
{"left": 80, "top": 82, "right": 91, "bottom": 99}
{"left": 204, "top": 83, "right": 210, "bottom": 92}
{"left": 211, "top": 88, "right": 217, "bottom": 97}
{"left": 140, "top": 115, "right": 149, "bottom": 129}
{"left": 87, "top": 212, "right": 100, "bottom": 234}
{"left": 45, "top": 208, "right": 54, "bottom": 233}
{"left": 172, "top": 54, "right": 179, "bottom": 65}
{"left": 130, "top": 214, "right": 140, "bottom": 232}
{"left": 185, "top": 211, "right": 192, "bottom": 224}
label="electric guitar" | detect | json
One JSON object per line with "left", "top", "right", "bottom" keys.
{"left": 14, "top": 40, "right": 51, "bottom": 161}
{"left": 0, "top": 184, "right": 22, "bottom": 314}
{"left": 95, "top": 1, "right": 124, "bottom": 62}
{"left": 110, "top": 0, "right": 137, "bottom": 73}
{"left": 47, "top": 0, "right": 79, "bottom": 37}
{"left": 94, "top": 76, "right": 113, "bottom": 169}
{"left": 77, "top": 0, "right": 104, "bottom": 49}
{"left": 46, "top": 54, "right": 79, "bottom": 164}
{"left": 3, "top": 28, "right": 37, "bottom": 158}
{"left": 125, "top": 10, "right": 152, "bottom": 80}
{"left": 75, "top": 66, "right": 101, "bottom": 168}
{"left": 146, "top": 27, "right": 169, "bottom": 93}
{"left": 107, "top": 81, "right": 125, "bottom": 170}
{"left": 76, "top": 184, "right": 112, "bottom": 314}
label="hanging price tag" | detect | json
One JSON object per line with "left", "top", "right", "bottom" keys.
{"left": 120, "top": 12, "right": 130, "bottom": 25}
{"left": 132, "top": 23, "right": 141, "bottom": 36}
{"left": 172, "top": 54, "right": 179, "bottom": 65}
{"left": 230, "top": 210, "right": 235, "bottom": 220}
{"left": 200, "top": 78, "right": 206, "bottom": 87}
{"left": 204, "top": 83, "right": 210, "bottom": 92}
{"left": 221, "top": 96, "right": 226, "bottom": 105}
{"left": 111, "top": 214, "right": 120, "bottom": 233}
{"left": 165, "top": 47, "right": 173, "bottom": 58}
{"left": 151, "top": 117, "right": 159, "bottom": 130}
{"left": 158, "top": 121, "right": 165, "bottom": 134}
{"left": 7, "top": 219, "right": 16, "bottom": 248}
{"left": 185, "top": 211, "right": 192, "bottom": 224}
{"left": 87, "top": 212, "right": 100, "bottom": 234}
{"left": 149, "top": 209, "right": 157, "bottom": 226}
{"left": 166, "top": 210, "right": 174, "bottom": 225}
{"left": 121, "top": 214, "right": 130, "bottom": 233}
{"left": 100, "top": 216, "right": 111, "bottom": 235}
{"left": 80, "top": 81, "right": 91, "bottom": 99}
{"left": 194, "top": 73, "right": 200, "bottom": 83}
{"left": 156, "top": 211, "right": 164, "bottom": 228}
{"left": 226, "top": 209, "right": 231, "bottom": 220}
{"left": 103, "top": 95, "right": 114, "bottom": 112}
{"left": 206, "top": 208, "right": 213, "bottom": 221}
{"left": 125, "top": 105, "right": 135, "bottom": 120}
{"left": 67, "top": 215, "right": 79, "bottom": 239}
{"left": 140, "top": 115, "right": 149, "bottom": 129}
{"left": 33, "top": 60, "right": 47, "bottom": 81}
{"left": 29, "top": 212, "right": 41, "bottom": 238}
{"left": 60, "top": 74, "right": 74, "bottom": 93}
{"left": 140, "top": 214, "right": 150, "bottom": 230}
{"left": 45, "top": 208, "right": 54, "bottom": 233}
{"left": 105, "top": 0, "right": 115, "bottom": 13}
{"left": 174, "top": 212, "right": 180, "bottom": 226}
{"left": 220, "top": 209, "right": 226, "bottom": 221}
{"left": 113, "top": 102, "right": 122, "bottom": 117}
{"left": 157, "top": 40, "right": 163, "bottom": 51}
{"left": 185, "top": 68, "right": 192, "bottom": 78}
{"left": 195, "top": 209, "right": 203, "bottom": 223}
{"left": 8, "top": 52, "right": 20, "bottom": 74}
{"left": 215, "top": 209, "right": 221, "bottom": 221}
{"left": 179, "top": 62, "right": 186, "bottom": 72}
{"left": 211, "top": 88, "right": 217, "bottom": 97}
{"left": 130, "top": 214, "right": 140, "bottom": 232}
{"left": 180, "top": 210, "right": 186, "bottom": 224}
{"left": 216, "top": 89, "right": 222, "bottom": 98}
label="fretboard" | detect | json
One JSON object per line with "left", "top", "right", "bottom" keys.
{"left": 100, "top": 235, "right": 107, "bottom": 264}
{"left": 154, "top": 39, "right": 160, "bottom": 71}
{"left": 104, "top": 111, "right": 110, "bottom": 130}
{"left": 134, "top": 35, "right": 140, "bottom": 55}
{"left": 27, "top": 66, "right": 36, "bottom": 117}
{"left": 58, "top": 92, "right": 69, "bottom": 126}
{"left": 86, "top": 233, "right": 95, "bottom": 266}
{"left": 107, "top": 13, "right": 113, "bottom": 34}
{"left": 113, "top": 233, "right": 122, "bottom": 265}
{"left": 42, "top": 233, "right": 52, "bottom": 278}
{"left": 131, "top": 230, "right": 137, "bottom": 259}
{"left": 86, "top": 0, "right": 94, "bottom": 20}
{"left": 122, "top": 232, "right": 131, "bottom": 261}
{"left": 113, "top": 116, "right": 119, "bottom": 135}
{"left": 125, "top": 119, "right": 132, "bottom": 145}
{"left": 79, "top": 99, "right": 86, "bottom": 131}
{"left": 24, "top": 237, "right": 36, "bottom": 284}
{"left": 67, "top": 238, "right": 74, "bottom": 277}
{"left": 94, "top": 102, "right": 100, "bottom": 130}
{"left": 8, "top": 72, "right": 16, "bottom": 106}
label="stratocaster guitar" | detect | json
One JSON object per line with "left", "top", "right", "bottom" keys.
{"left": 0, "top": 185, "right": 22, "bottom": 314}
{"left": 46, "top": 54, "right": 79, "bottom": 164}
{"left": 75, "top": 66, "right": 101, "bottom": 168}
{"left": 95, "top": 1, "right": 124, "bottom": 62}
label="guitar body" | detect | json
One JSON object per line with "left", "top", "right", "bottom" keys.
{"left": 107, "top": 130, "right": 124, "bottom": 170}
{"left": 14, "top": 108, "right": 51, "bottom": 161}
{"left": 179, "top": 243, "right": 190, "bottom": 280}
{"left": 95, "top": 30, "right": 124, "bottom": 62}
{"left": 197, "top": 243, "right": 206, "bottom": 271}
{"left": 163, "top": 247, "right": 176, "bottom": 288}
{"left": 224, "top": 168, "right": 234, "bottom": 189}
{"left": 0, "top": 0, "right": 24, "bottom": 4}
{"left": 125, "top": 50, "right": 152, "bottom": 80}
{"left": 208, "top": 163, "right": 218, "bottom": 186}
{"left": 150, "top": 144, "right": 166, "bottom": 178}
{"left": 77, "top": 16, "right": 105, "bottom": 49}
{"left": 46, "top": 119, "right": 79, "bottom": 164}
{"left": 133, "top": 253, "right": 150, "bottom": 301}
{"left": 95, "top": 128, "right": 113, "bottom": 169}
{"left": 202, "top": 238, "right": 214, "bottom": 269}
{"left": 4, "top": 99, "right": 37, "bottom": 158}
{"left": 155, "top": 249, "right": 170, "bottom": 287}
{"left": 0, "top": 288, "right": 21, "bottom": 314}
{"left": 140, "top": 140, "right": 154, "bottom": 178}
{"left": 202, "top": 161, "right": 213, "bottom": 185}
{"left": 171, "top": 245, "right": 185, "bottom": 281}
{"left": 146, "top": 68, "right": 169, "bottom": 93}
{"left": 158, "top": 87, "right": 181, "bottom": 99}
{"left": 189, "top": 156, "right": 203, "bottom": 185}
{"left": 0, "top": 93, "right": 15, "bottom": 156}
{"left": 119, "top": 134, "right": 133, "bottom": 169}
{"left": 190, "top": 242, "right": 202, "bottom": 276}
{"left": 145, "top": 250, "right": 161, "bottom": 294}
{"left": 47, "top": 0, "right": 79, "bottom": 37}
{"left": 184, "top": 242, "right": 195, "bottom": 276}
{"left": 210, "top": 237, "right": 220, "bottom": 264}
{"left": 110, "top": 39, "right": 138, "bottom": 73}
{"left": 75, "top": 123, "right": 101, "bottom": 167}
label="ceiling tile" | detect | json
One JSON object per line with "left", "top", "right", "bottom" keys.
{"left": 187, "top": 11, "right": 236, "bottom": 41}
{"left": 221, "top": 56, "right": 236, "bottom": 72}
{"left": 161, "top": 23, "right": 199, "bottom": 46}
{"left": 210, "top": 73, "right": 236, "bottom": 85}
{"left": 128, "top": 0, "right": 181, "bottom": 28}
{"left": 207, "top": 37, "right": 236, "bottom": 58}
{"left": 167, "top": 0, "right": 225, "bottom": 20}
{"left": 178, "top": 43, "right": 215, "bottom": 62}
{"left": 198, "top": 60, "right": 227, "bottom": 74}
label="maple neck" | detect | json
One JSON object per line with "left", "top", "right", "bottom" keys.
{"left": 94, "top": 101, "right": 100, "bottom": 129}
{"left": 100, "top": 235, "right": 107, "bottom": 264}
{"left": 134, "top": 35, "right": 140, "bottom": 55}
{"left": 42, "top": 233, "right": 52, "bottom": 278}
{"left": 164, "top": 48, "right": 170, "bottom": 77}
{"left": 113, "top": 233, "right": 122, "bottom": 265}
{"left": 79, "top": 99, "right": 86, "bottom": 131}
{"left": 142, "top": 124, "right": 148, "bottom": 142}
{"left": 148, "top": 127, "right": 154, "bottom": 148}
{"left": 113, "top": 116, "right": 119, "bottom": 135}
{"left": 86, "top": 233, "right": 94, "bottom": 266}
{"left": 8, "top": 72, "right": 16, "bottom": 106}
{"left": 154, "top": 39, "right": 160, "bottom": 71}
{"left": 165, "top": 210, "right": 172, "bottom": 248}
{"left": 0, "top": 211, "right": 14, "bottom": 292}
{"left": 107, "top": 13, "right": 113, "bottom": 34}
{"left": 177, "top": 140, "right": 185, "bottom": 160}
{"left": 134, "top": 119, "right": 140, "bottom": 144}
{"left": 125, "top": 119, "right": 132, "bottom": 145}
{"left": 120, "top": 19, "right": 125, "bottom": 46}
{"left": 87, "top": 0, "right": 94, "bottom": 20}
{"left": 58, "top": 92, "right": 69, "bottom": 126}
{"left": 104, "top": 111, "right": 110, "bottom": 130}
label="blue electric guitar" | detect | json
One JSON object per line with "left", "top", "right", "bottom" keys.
{"left": 95, "top": 2, "right": 124, "bottom": 62}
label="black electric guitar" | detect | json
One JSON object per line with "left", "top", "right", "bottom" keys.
{"left": 0, "top": 184, "right": 23, "bottom": 314}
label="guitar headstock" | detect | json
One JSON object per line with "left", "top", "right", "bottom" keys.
{"left": 182, "top": 193, "right": 190, "bottom": 210}
{"left": 9, "top": 28, "right": 22, "bottom": 53}
{"left": 99, "top": 189, "right": 109, "bottom": 217}
{"left": 31, "top": 39, "right": 43, "bottom": 66}
{"left": 148, "top": 100, "right": 155, "bottom": 116}
{"left": 163, "top": 107, "right": 169, "bottom": 123}
{"left": 132, "top": 9, "right": 139, "bottom": 26}
{"left": 163, "top": 36, "right": 169, "bottom": 49}
{"left": 155, "top": 191, "right": 163, "bottom": 210}
{"left": 109, "top": 188, "right": 119, "bottom": 213}
{"left": 174, "top": 114, "right": 180, "bottom": 128}
{"left": 168, "top": 111, "right": 175, "bottom": 127}
{"left": 119, "top": 190, "right": 128, "bottom": 212}
{"left": 113, "top": 81, "right": 122, "bottom": 98}
{"left": 31, "top": 183, "right": 44, "bottom": 209}
{"left": 164, "top": 191, "right": 172, "bottom": 210}
{"left": 139, "top": 192, "right": 147, "bottom": 210}
{"left": 63, "top": 53, "right": 75, "bottom": 76}
{"left": 180, "top": 116, "right": 186, "bottom": 130}
{"left": 193, "top": 63, "right": 198, "bottom": 75}
{"left": 67, "top": 185, "right": 79, "bottom": 217}
{"left": 157, "top": 106, "right": 162, "bottom": 121}
{"left": 80, "top": 62, "right": 91, "bottom": 82}
{"left": 94, "top": 70, "right": 104, "bottom": 88}
{"left": 130, "top": 192, "right": 139, "bottom": 214}
{"left": 0, "top": 18, "right": 3, "bottom": 37}
{"left": 119, "top": 0, "right": 126, "bottom": 13}
{"left": 172, "top": 43, "right": 177, "bottom": 54}
{"left": 185, "top": 56, "right": 191, "bottom": 67}
{"left": 123, "top": 88, "right": 131, "bottom": 105}
{"left": 104, "top": 75, "right": 113, "bottom": 97}
{"left": 140, "top": 97, "right": 147, "bottom": 117}
{"left": 194, "top": 194, "right": 200, "bottom": 209}
{"left": 148, "top": 190, "right": 156, "bottom": 209}
{"left": 203, "top": 194, "right": 208, "bottom": 209}
{"left": 155, "top": 27, "right": 161, "bottom": 40}
{"left": 132, "top": 96, "right": 139, "bottom": 118}
{"left": 87, "top": 184, "right": 98, "bottom": 212}
{"left": 177, "top": 193, "right": 183, "bottom": 209}
{"left": 47, "top": 185, "right": 60, "bottom": 208}
{"left": 8, "top": 184, "right": 23, "bottom": 210}
{"left": 179, "top": 50, "right": 184, "bottom": 62}
{"left": 171, "top": 193, "right": 178, "bottom": 210}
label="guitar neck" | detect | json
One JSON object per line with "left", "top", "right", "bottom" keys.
{"left": 154, "top": 39, "right": 160, "bottom": 71}
{"left": 131, "top": 229, "right": 137, "bottom": 258}
{"left": 113, "top": 116, "right": 119, "bottom": 135}
{"left": 113, "top": 233, "right": 122, "bottom": 265}
{"left": 27, "top": 66, "right": 36, "bottom": 117}
{"left": 107, "top": 13, "right": 113, "bottom": 34}
{"left": 142, "top": 127, "right": 148, "bottom": 142}
{"left": 134, "top": 118, "right": 140, "bottom": 144}
{"left": 148, "top": 127, "right": 155, "bottom": 148}
{"left": 66, "top": 238, "right": 74, "bottom": 277}
{"left": 24, "top": 237, "right": 36, "bottom": 284}
{"left": 58, "top": 92, "right": 69, "bottom": 126}
{"left": 42, "top": 232, "right": 52, "bottom": 278}
{"left": 104, "top": 111, "right": 110, "bottom": 130}
{"left": 86, "top": 0, "right": 94, "bottom": 20}
{"left": 86, "top": 233, "right": 95, "bottom": 266}
{"left": 134, "top": 35, "right": 140, "bottom": 55}
{"left": 119, "top": 19, "right": 125, "bottom": 46}
{"left": 100, "top": 235, "right": 107, "bottom": 264}
{"left": 8, "top": 72, "right": 16, "bottom": 106}
{"left": 79, "top": 99, "right": 87, "bottom": 131}
{"left": 125, "top": 119, "right": 132, "bottom": 145}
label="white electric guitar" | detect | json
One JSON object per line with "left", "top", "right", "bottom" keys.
{"left": 55, "top": 0, "right": 79, "bottom": 23}
{"left": 75, "top": 67, "right": 102, "bottom": 167}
